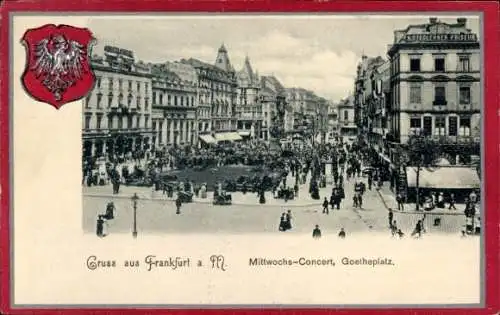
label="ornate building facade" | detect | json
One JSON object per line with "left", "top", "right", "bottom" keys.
{"left": 260, "top": 76, "right": 286, "bottom": 140}
{"left": 82, "top": 46, "right": 154, "bottom": 159}
{"left": 181, "top": 44, "right": 239, "bottom": 144}
{"left": 387, "top": 17, "right": 481, "bottom": 161}
{"left": 151, "top": 63, "right": 198, "bottom": 148}
{"left": 236, "top": 56, "right": 262, "bottom": 140}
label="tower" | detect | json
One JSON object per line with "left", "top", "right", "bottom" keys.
{"left": 214, "top": 43, "right": 233, "bottom": 72}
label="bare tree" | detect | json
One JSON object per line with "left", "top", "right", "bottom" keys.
{"left": 405, "top": 133, "right": 441, "bottom": 211}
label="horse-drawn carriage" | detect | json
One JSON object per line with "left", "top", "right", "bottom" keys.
{"left": 178, "top": 191, "right": 194, "bottom": 203}
{"left": 213, "top": 192, "right": 232, "bottom": 205}
{"left": 276, "top": 187, "right": 295, "bottom": 200}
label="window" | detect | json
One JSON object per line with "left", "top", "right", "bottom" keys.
{"left": 458, "top": 56, "right": 470, "bottom": 72}
{"left": 136, "top": 82, "right": 141, "bottom": 92}
{"left": 128, "top": 116, "right": 133, "bottom": 129}
{"left": 459, "top": 86, "right": 471, "bottom": 104}
{"left": 128, "top": 80, "right": 132, "bottom": 90}
{"left": 84, "top": 115, "right": 91, "bottom": 129}
{"left": 410, "top": 117, "right": 421, "bottom": 128}
{"left": 459, "top": 117, "right": 471, "bottom": 136}
{"left": 448, "top": 116, "right": 458, "bottom": 136}
{"left": 344, "top": 110, "right": 348, "bottom": 121}
{"left": 108, "top": 93, "right": 113, "bottom": 107}
{"left": 174, "top": 96, "right": 178, "bottom": 106}
{"left": 409, "top": 85, "right": 422, "bottom": 104}
{"left": 434, "top": 116, "right": 446, "bottom": 136}
{"left": 96, "top": 93, "right": 102, "bottom": 108}
{"left": 168, "top": 95, "right": 172, "bottom": 105}
{"left": 108, "top": 78, "right": 113, "bottom": 89}
{"left": 145, "top": 98, "right": 149, "bottom": 110}
{"left": 108, "top": 117, "right": 113, "bottom": 129}
{"left": 136, "top": 116, "right": 140, "bottom": 128}
{"left": 191, "top": 97, "right": 194, "bottom": 106}
{"left": 159, "top": 94, "right": 163, "bottom": 105}
{"left": 434, "top": 58, "right": 445, "bottom": 72}
{"left": 96, "top": 76, "right": 102, "bottom": 88}
{"left": 96, "top": 115, "right": 102, "bottom": 129}
{"left": 145, "top": 115, "right": 150, "bottom": 128}
{"left": 118, "top": 117, "right": 123, "bottom": 129}
{"left": 410, "top": 58, "right": 421, "bottom": 72}
{"left": 181, "top": 96, "right": 184, "bottom": 106}
{"left": 433, "top": 86, "right": 447, "bottom": 105}
{"left": 118, "top": 79, "right": 123, "bottom": 90}
{"left": 85, "top": 95, "right": 91, "bottom": 108}
{"left": 423, "top": 116, "right": 432, "bottom": 135}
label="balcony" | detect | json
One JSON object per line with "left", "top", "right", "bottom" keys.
{"left": 432, "top": 100, "right": 448, "bottom": 106}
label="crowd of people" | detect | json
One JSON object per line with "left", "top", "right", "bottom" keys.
{"left": 87, "top": 134, "right": 480, "bottom": 239}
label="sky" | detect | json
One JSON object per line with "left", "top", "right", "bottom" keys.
{"left": 88, "top": 15, "right": 480, "bottom": 101}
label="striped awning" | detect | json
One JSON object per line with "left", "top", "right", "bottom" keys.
{"left": 406, "top": 166, "right": 480, "bottom": 189}
{"left": 215, "top": 132, "right": 242, "bottom": 142}
{"left": 199, "top": 134, "right": 216, "bottom": 144}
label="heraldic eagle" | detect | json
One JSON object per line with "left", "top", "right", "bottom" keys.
{"left": 31, "top": 35, "right": 86, "bottom": 100}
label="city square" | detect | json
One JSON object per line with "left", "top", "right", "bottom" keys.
{"left": 82, "top": 16, "right": 481, "bottom": 238}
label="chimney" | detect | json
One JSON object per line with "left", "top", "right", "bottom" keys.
{"left": 429, "top": 17, "right": 438, "bottom": 24}
{"left": 457, "top": 18, "right": 467, "bottom": 26}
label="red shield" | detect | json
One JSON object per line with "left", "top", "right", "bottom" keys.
{"left": 21, "top": 24, "right": 96, "bottom": 109}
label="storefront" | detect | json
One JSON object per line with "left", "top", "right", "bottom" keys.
{"left": 405, "top": 166, "right": 480, "bottom": 203}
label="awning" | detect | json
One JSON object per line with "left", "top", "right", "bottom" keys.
{"left": 406, "top": 167, "right": 480, "bottom": 189}
{"left": 238, "top": 131, "right": 251, "bottom": 137}
{"left": 215, "top": 132, "right": 242, "bottom": 142}
{"left": 199, "top": 134, "right": 216, "bottom": 144}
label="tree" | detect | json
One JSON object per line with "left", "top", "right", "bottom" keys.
{"left": 405, "top": 133, "right": 441, "bottom": 211}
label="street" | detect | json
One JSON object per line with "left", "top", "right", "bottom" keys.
{"left": 83, "top": 174, "right": 468, "bottom": 236}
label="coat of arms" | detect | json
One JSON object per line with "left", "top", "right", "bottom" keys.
{"left": 21, "top": 24, "right": 96, "bottom": 109}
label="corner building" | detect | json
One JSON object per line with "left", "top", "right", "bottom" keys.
{"left": 388, "top": 17, "right": 480, "bottom": 162}
{"left": 82, "top": 46, "right": 154, "bottom": 160}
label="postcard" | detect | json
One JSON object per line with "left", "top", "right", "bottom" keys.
{"left": 1, "top": 1, "right": 499, "bottom": 314}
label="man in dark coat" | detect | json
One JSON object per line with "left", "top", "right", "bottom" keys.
{"left": 388, "top": 208, "right": 394, "bottom": 228}
{"left": 322, "top": 197, "right": 330, "bottom": 214}
{"left": 175, "top": 197, "right": 182, "bottom": 215}
{"left": 312, "top": 225, "right": 322, "bottom": 239}
{"left": 338, "top": 228, "right": 346, "bottom": 238}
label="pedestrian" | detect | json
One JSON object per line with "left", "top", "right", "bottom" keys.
{"left": 391, "top": 220, "right": 398, "bottom": 236}
{"left": 352, "top": 194, "right": 358, "bottom": 208}
{"left": 330, "top": 193, "right": 336, "bottom": 210}
{"left": 175, "top": 197, "right": 182, "bottom": 215}
{"left": 469, "top": 190, "right": 478, "bottom": 204}
{"left": 312, "top": 225, "right": 322, "bottom": 239}
{"left": 294, "top": 183, "right": 299, "bottom": 198}
{"left": 322, "top": 197, "right": 329, "bottom": 214}
{"left": 96, "top": 215, "right": 105, "bottom": 237}
{"left": 338, "top": 228, "right": 346, "bottom": 239}
{"left": 437, "top": 192, "right": 445, "bottom": 208}
{"left": 279, "top": 213, "right": 287, "bottom": 232}
{"left": 411, "top": 220, "right": 423, "bottom": 238}
{"left": 388, "top": 208, "right": 394, "bottom": 228}
{"left": 105, "top": 202, "right": 115, "bottom": 220}
{"left": 396, "top": 192, "right": 405, "bottom": 211}
{"left": 285, "top": 210, "right": 293, "bottom": 231}
{"left": 397, "top": 229, "right": 404, "bottom": 238}
{"left": 448, "top": 193, "right": 456, "bottom": 210}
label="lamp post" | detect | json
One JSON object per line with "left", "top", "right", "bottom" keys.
{"left": 131, "top": 193, "right": 139, "bottom": 238}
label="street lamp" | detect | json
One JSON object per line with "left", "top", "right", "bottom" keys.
{"left": 131, "top": 193, "right": 139, "bottom": 238}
